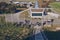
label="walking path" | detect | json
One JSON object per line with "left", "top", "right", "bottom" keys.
{"left": 27, "top": 25, "right": 48, "bottom": 40}
{"left": 35, "top": 32, "right": 44, "bottom": 40}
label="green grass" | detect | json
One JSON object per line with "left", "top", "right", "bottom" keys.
{"left": 0, "top": 22, "right": 33, "bottom": 40}
{"left": 49, "top": 2, "right": 60, "bottom": 13}
{"left": 0, "top": 16, "right": 33, "bottom": 40}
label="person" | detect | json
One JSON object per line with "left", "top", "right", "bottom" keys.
{"left": 51, "top": 19, "right": 54, "bottom": 22}
{"left": 43, "top": 21, "right": 46, "bottom": 25}
{"left": 51, "top": 19, "right": 54, "bottom": 26}
{"left": 9, "top": 0, "right": 13, "bottom": 4}
{"left": 25, "top": 20, "right": 30, "bottom": 25}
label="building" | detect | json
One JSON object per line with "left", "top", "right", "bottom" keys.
{"left": 30, "top": 8, "right": 47, "bottom": 18}
{"left": 29, "top": 0, "right": 48, "bottom": 18}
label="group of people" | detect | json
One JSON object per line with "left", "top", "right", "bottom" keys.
{"left": 13, "top": 19, "right": 53, "bottom": 27}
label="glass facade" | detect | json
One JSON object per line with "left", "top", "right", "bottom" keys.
{"left": 32, "top": 13, "right": 42, "bottom": 16}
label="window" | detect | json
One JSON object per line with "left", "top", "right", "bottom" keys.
{"left": 32, "top": 13, "right": 42, "bottom": 16}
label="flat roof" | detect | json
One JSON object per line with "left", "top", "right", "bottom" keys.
{"left": 31, "top": 9, "right": 44, "bottom": 12}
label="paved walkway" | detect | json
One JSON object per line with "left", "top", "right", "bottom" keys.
{"left": 34, "top": 31, "right": 44, "bottom": 40}
{"left": 34, "top": 25, "right": 44, "bottom": 40}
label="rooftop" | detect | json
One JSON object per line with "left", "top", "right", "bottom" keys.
{"left": 31, "top": 9, "right": 44, "bottom": 12}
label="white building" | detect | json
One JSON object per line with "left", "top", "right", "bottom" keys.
{"left": 29, "top": 8, "right": 47, "bottom": 18}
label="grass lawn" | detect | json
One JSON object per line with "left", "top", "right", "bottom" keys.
{"left": 0, "top": 16, "right": 33, "bottom": 40}
{"left": 49, "top": 2, "right": 60, "bottom": 13}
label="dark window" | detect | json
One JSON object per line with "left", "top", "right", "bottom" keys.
{"left": 32, "top": 13, "right": 42, "bottom": 16}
